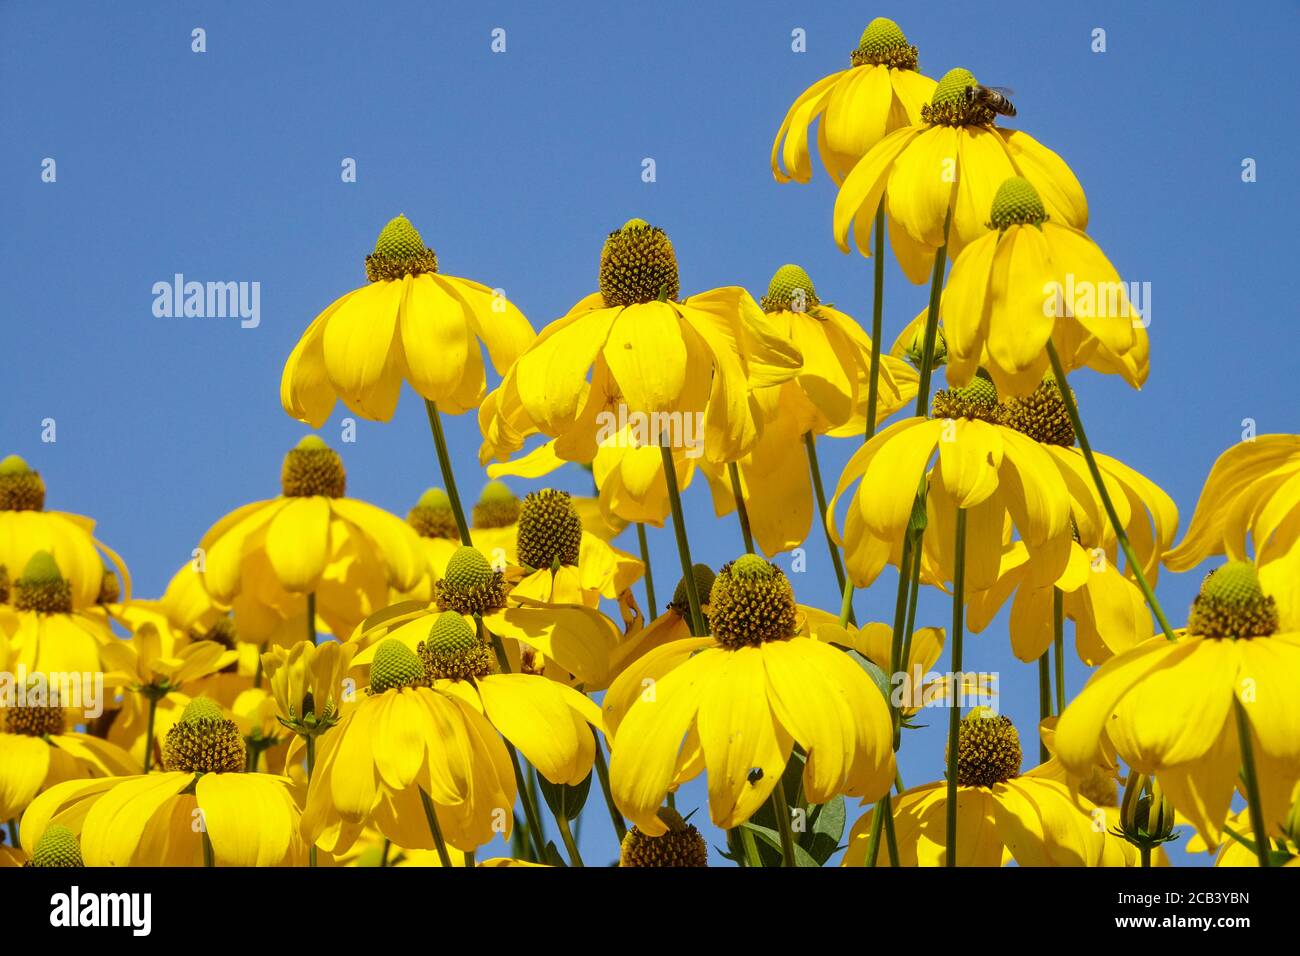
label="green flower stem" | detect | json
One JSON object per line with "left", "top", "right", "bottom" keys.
{"left": 464, "top": 849, "right": 476, "bottom": 868}
{"left": 306, "top": 591, "right": 317, "bottom": 646}
{"left": 660, "top": 444, "right": 706, "bottom": 637}
{"left": 6, "top": 819, "right": 17, "bottom": 849}
{"left": 481, "top": 618, "right": 548, "bottom": 861}
{"left": 863, "top": 794, "right": 900, "bottom": 867}
{"left": 896, "top": 535, "right": 923, "bottom": 714}
{"left": 419, "top": 788, "right": 454, "bottom": 868}
{"left": 882, "top": 792, "right": 900, "bottom": 866}
{"left": 556, "top": 814, "right": 584, "bottom": 868}
{"left": 864, "top": 801, "right": 885, "bottom": 866}
{"left": 1044, "top": 341, "right": 1176, "bottom": 641}
{"left": 635, "top": 523, "right": 657, "bottom": 615}
{"left": 424, "top": 399, "right": 472, "bottom": 545}
{"left": 1140, "top": 845, "right": 1152, "bottom": 868}
{"left": 864, "top": 203, "right": 887, "bottom": 441}
{"left": 911, "top": 210, "right": 952, "bottom": 417}
{"left": 142, "top": 694, "right": 158, "bottom": 774}
{"left": 1037, "top": 653, "right": 1051, "bottom": 762}
{"left": 805, "top": 432, "right": 853, "bottom": 623}
{"left": 770, "top": 783, "right": 797, "bottom": 867}
{"left": 1233, "top": 697, "right": 1271, "bottom": 868}
{"left": 1053, "top": 588, "right": 1066, "bottom": 715}
{"left": 888, "top": 515, "right": 928, "bottom": 749}
{"left": 837, "top": 578, "right": 856, "bottom": 628}
{"left": 727, "top": 462, "right": 756, "bottom": 554}
{"left": 592, "top": 736, "right": 628, "bottom": 843}
{"left": 306, "top": 733, "right": 319, "bottom": 868}
{"left": 945, "top": 508, "right": 967, "bottom": 868}
{"left": 202, "top": 828, "right": 215, "bottom": 868}
{"left": 380, "top": 838, "right": 391, "bottom": 867}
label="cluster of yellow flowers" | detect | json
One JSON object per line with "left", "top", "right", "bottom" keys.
{"left": 3, "top": 17, "right": 1298, "bottom": 870}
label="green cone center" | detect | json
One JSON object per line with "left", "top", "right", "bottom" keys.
{"left": 598, "top": 220, "right": 680, "bottom": 306}
{"left": 365, "top": 215, "right": 439, "bottom": 282}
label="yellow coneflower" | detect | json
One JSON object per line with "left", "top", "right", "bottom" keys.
{"left": 481, "top": 219, "right": 801, "bottom": 467}
{"left": 834, "top": 68, "right": 1088, "bottom": 283}
{"left": 607, "top": 557, "right": 895, "bottom": 839}
{"left": 0, "top": 552, "right": 114, "bottom": 675}
{"left": 0, "top": 640, "right": 136, "bottom": 823}
{"left": 0, "top": 455, "right": 130, "bottom": 610}
{"left": 22, "top": 698, "right": 307, "bottom": 866}
{"left": 281, "top": 214, "right": 534, "bottom": 426}
{"left": 1056, "top": 561, "right": 1300, "bottom": 855}
{"left": 1165, "top": 434, "right": 1300, "bottom": 628}
{"left": 939, "top": 178, "right": 1149, "bottom": 396}
{"left": 844, "top": 710, "right": 1109, "bottom": 866}
{"left": 772, "top": 18, "right": 936, "bottom": 186}
{"left": 828, "top": 374, "right": 1074, "bottom": 590}
{"left": 197, "top": 436, "right": 424, "bottom": 641}
{"left": 354, "top": 544, "right": 623, "bottom": 691}
{"left": 302, "top": 638, "right": 515, "bottom": 860}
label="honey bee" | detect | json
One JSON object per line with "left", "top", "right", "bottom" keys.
{"left": 966, "top": 84, "right": 1017, "bottom": 117}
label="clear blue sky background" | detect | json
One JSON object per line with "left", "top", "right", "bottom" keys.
{"left": 3, "top": 1, "right": 1296, "bottom": 866}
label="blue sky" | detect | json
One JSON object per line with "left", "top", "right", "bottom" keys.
{"left": 3, "top": 0, "right": 1296, "bottom": 866}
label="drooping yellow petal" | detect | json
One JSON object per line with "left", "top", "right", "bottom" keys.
{"left": 281, "top": 292, "right": 358, "bottom": 427}
{"left": 885, "top": 125, "right": 958, "bottom": 249}
{"left": 696, "top": 646, "right": 793, "bottom": 829}
{"left": 320, "top": 279, "right": 406, "bottom": 421}
{"left": 197, "top": 773, "right": 299, "bottom": 867}
{"left": 479, "top": 674, "right": 596, "bottom": 786}
{"left": 1054, "top": 638, "right": 1186, "bottom": 776}
{"left": 833, "top": 126, "right": 918, "bottom": 255}
{"left": 81, "top": 772, "right": 193, "bottom": 866}
{"left": 264, "top": 496, "right": 331, "bottom": 593}
{"left": 609, "top": 647, "right": 724, "bottom": 835}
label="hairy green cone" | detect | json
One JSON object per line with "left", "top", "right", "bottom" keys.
{"left": 619, "top": 808, "right": 709, "bottom": 867}
{"left": 0, "top": 455, "right": 45, "bottom": 511}
{"left": 163, "top": 698, "right": 246, "bottom": 774}
{"left": 365, "top": 214, "right": 439, "bottom": 282}
{"left": 951, "top": 709, "right": 1021, "bottom": 788}
{"left": 922, "top": 67, "right": 992, "bottom": 127}
{"left": 760, "top": 264, "right": 820, "bottom": 314}
{"left": 850, "top": 17, "right": 918, "bottom": 70}
{"left": 30, "top": 825, "right": 83, "bottom": 868}
{"left": 472, "top": 480, "right": 522, "bottom": 530}
{"left": 1186, "top": 561, "right": 1278, "bottom": 640}
{"left": 368, "top": 639, "right": 426, "bottom": 694}
{"left": 669, "top": 563, "right": 716, "bottom": 617}
{"left": 408, "top": 487, "right": 460, "bottom": 540}
{"left": 436, "top": 546, "right": 507, "bottom": 615}
{"left": 599, "top": 219, "right": 680, "bottom": 306}
{"left": 988, "top": 177, "right": 1048, "bottom": 231}
{"left": 281, "top": 436, "right": 346, "bottom": 498}
{"left": 13, "top": 551, "right": 72, "bottom": 615}
{"left": 707, "top": 555, "right": 798, "bottom": 650}
{"left": 418, "top": 611, "right": 494, "bottom": 681}
{"left": 996, "top": 378, "right": 1075, "bottom": 446}
{"left": 932, "top": 369, "right": 999, "bottom": 422}
{"left": 517, "top": 489, "right": 583, "bottom": 570}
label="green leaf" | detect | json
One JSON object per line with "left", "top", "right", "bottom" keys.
{"left": 537, "top": 771, "right": 593, "bottom": 822}
{"left": 804, "top": 796, "right": 846, "bottom": 865}
{"left": 743, "top": 822, "right": 821, "bottom": 867}
{"left": 847, "top": 649, "right": 893, "bottom": 705}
